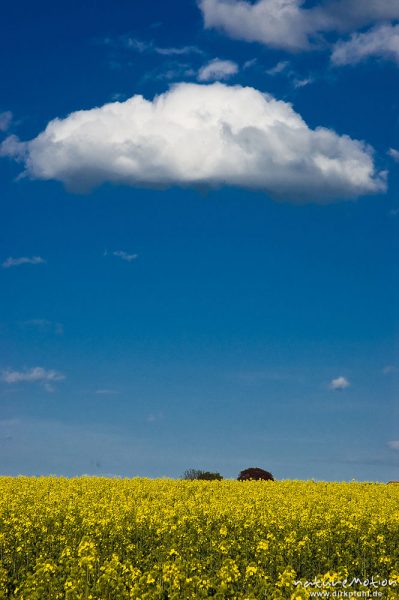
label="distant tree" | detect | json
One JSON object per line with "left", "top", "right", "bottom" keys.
{"left": 183, "top": 469, "right": 203, "bottom": 480}
{"left": 183, "top": 469, "right": 223, "bottom": 481}
{"left": 197, "top": 471, "right": 223, "bottom": 481}
{"left": 237, "top": 467, "right": 274, "bottom": 481}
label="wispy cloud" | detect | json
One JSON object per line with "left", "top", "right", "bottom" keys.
{"left": 1, "top": 367, "right": 65, "bottom": 384}
{"left": 104, "top": 250, "right": 138, "bottom": 263}
{"left": 43, "top": 383, "right": 56, "bottom": 393}
{"left": 124, "top": 37, "right": 151, "bottom": 52}
{"left": 388, "top": 441, "right": 399, "bottom": 450}
{"left": 155, "top": 45, "right": 203, "bottom": 56}
{"left": 388, "top": 148, "right": 399, "bottom": 162}
{"left": 197, "top": 58, "right": 239, "bottom": 81}
{"left": 106, "top": 35, "right": 203, "bottom": 57}
{"left": 101, "top": 35, "right": 203, "bottom": 77}
{"left": 0, "top": 111, "right": 12, "bottom": 132}
{"left": 22, "top": 319, "right": 64, "bottom": 335}
{"left": 329, "top": 376, "right": 350, "bottom": 390}
{"left": 95, "top": 389, "right": 120, "bottom": 395}
{"left": 266, "top": 60, "right": 289, "bottom": 75}
{"left": 146, "top": 411, "right": 164, "bottom": 423}
{"left": 146, "top": 62, "right": 196, "bottom": 82}
{"left": 332, "top": 23, "right": 399, "bottom": 66}
{"left": 383, "top": 365, "right": 398, "bottom": 375}
{"left": 2, "top": 256, "right": 46, "bottom": 269}
{"left": 293, "top": 76, "right": 314, "bottom": 88}
{"left": 243, "top": 58, "right": 257, "bottom": 70}
{"left": 266, "top": 60, "right": 313, "bottom": 89}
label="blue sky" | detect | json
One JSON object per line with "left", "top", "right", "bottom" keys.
{"left": 0, "top": 0, "right": 398, "bottom": 481}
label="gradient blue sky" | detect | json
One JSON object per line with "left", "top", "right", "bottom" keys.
{"left": 1, "top": 0, "right": 398, "bottom": 480}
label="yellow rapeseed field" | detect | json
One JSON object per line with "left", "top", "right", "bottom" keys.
{"left": 0, "top": 478, "right": 398, "bottom": 599}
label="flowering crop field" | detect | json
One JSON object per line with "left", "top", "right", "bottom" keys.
{"left": 1, "top": 478, "right": 399, "bottom": 599}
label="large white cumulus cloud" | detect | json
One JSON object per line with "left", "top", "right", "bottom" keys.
{"left": 2, "top": 83, "right": 385, "bottom": 202}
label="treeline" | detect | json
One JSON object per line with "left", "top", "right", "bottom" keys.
{"left": 183, "top": 467, "right": 274, "bottom": 481}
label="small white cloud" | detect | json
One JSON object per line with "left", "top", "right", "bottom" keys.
{"left": 2, "top": 256, "right": 46, "bottom": 269}
{"left": 95, "top": 389, "right": 120, "bottom": 395}
{"left": 332, "top": 23, "right": 399, "bottom": 66}
{"left": 388, "top": 440, "right": 399, "bottom": 450}
{"left": 113, "top": 250, "right": 138, "bottom": 262}
{"left": 0, "top": 111, "right": 12, "bottom": 132}
{"left": 0, "top": 83, "right": 385, "bottom": 203}
{"left": 293, "top": 76, "right": 313, "bottom": 88}
{"left": 243, "top": 58, "right": 257, "bottom": 70}
{"left": 329, "top": 376, "right": 350, "bottom": 390}
{"left": 154, "top": 45, "right": 203, "bottom": 56}
{"left": 388, "top": 148, "right": 399, "bottom": 162}
{"left": 108, "top": 250, "right": 138, "bottom": 263}
{"left": 266, "top": 60, "right": 289, "bottom": 75}
{"left": 1, "top": 367, "right": 65, "bottom": 384}
{"left": 198, "top": 58, "right": 239, "bottom": 81}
